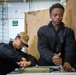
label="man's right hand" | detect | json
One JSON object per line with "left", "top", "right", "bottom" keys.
{"left": 52, "top": 53, "right": 62, "bottom": 65}
{"left": 21, "top": 57, "right": 27, "bottom": 61}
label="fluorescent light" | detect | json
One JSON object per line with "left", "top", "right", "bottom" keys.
{"left": 60, "top": 0, "right": 66, "bottom": 5}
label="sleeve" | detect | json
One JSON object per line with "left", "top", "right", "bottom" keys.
{"left": 37, "top": 27, "right": 54, "bottom": 63}
{"left": 64, "top": 29, "right": 75, "bottom": 65}
{"left": 0, "top": 45, "right": 22, "bottom": 62}
{"left": 20, "top": 51, "right": 37, "bottom": 66}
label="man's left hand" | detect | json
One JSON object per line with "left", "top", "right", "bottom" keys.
{"left": 63, "top": 62, "right": 72, "bottom": 72}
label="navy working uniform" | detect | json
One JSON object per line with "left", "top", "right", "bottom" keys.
{"left": 37, "top": 21, "right": 75, "bottom": 68}
{"left": 0, "top": 41, "right": 37, "bottom": 75}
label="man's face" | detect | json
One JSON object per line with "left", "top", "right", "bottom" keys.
{"left": 50, "top": 8, "right": 64, "bottom": 26}
{"left": 15, "top": 37, "right": 25, "bottom": 49}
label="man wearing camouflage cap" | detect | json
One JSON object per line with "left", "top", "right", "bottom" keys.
{"left": 0, "top": 32, "right": 37, "bottom": 75}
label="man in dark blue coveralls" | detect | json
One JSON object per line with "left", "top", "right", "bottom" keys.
{"left": 37, "top": 3, "right": 75, "bottom": 72}
{"left": 0, "top": 32, "right": 37, "bottom": 75}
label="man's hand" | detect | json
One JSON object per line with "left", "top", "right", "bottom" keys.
{"left": 21, "top": 57, "right": 27, "bottom": 61}
{"left": 16, "top": 57, "right": 31, "bottom": 67}
{"left": 63, "top": 62, "right": 72, "bottom": 72}
{"left": 52, "top": 53, "right": 62, "bottom": 65}
{"left": 17, "top": 61, "right": 31, "bottom": 67}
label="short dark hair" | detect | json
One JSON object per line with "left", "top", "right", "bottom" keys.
{"left": 49, "top": 3, "right": 65, "bottom": 14}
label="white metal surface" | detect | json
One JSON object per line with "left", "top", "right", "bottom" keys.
{"left": 7, "top": 66, "right": 76, "bottom": 75}
{"left": 7, "top": 72, "right": 76, "bottom": 75}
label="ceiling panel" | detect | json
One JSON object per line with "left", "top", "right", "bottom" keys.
{"left": 0, "top": 0, "right": 61, "bottom": 3}
{"left": 0, "top": 0, "right": 24, "bottom": 2}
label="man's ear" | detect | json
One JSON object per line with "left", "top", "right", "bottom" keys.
{"left": 49, "top": 14, "right": 52, "bottom": 19}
